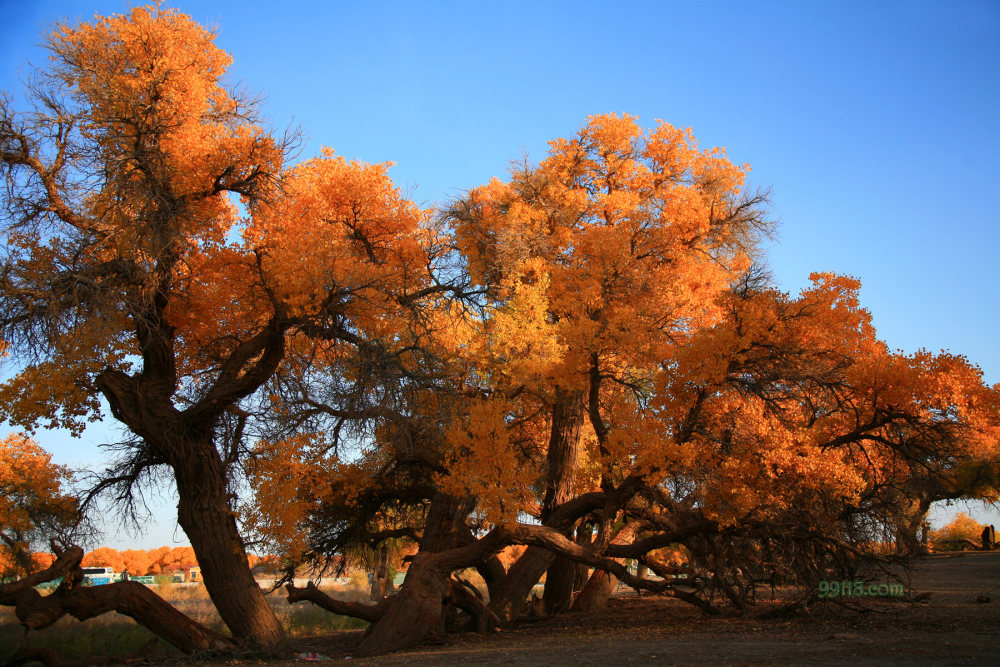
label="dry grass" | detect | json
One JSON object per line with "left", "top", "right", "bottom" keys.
{"left": 0, "top": 581, "right": 370, "bottom": 662}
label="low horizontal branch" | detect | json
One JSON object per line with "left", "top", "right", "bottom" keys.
{"left": 285, "top": 582, "right": 386, "bottom": 622}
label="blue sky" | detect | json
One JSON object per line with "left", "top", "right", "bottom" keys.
{"left": 2, "top": 1, "right": 998, "bottom": 548}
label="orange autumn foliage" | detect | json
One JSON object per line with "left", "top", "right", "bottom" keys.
{"left": 241, "top": 115, "right": 1000, "bottom": 582}
{"left": 3, "top": 7, "right": 998, "bottom": 650}
{"left": 0, "top": 434, "right": 77, "bottom": 578}
{"left": 438, "top": 113, "right": 770, "bottom": 523}
{"left": 26, "top": 546, "right": 268, "bottom": 576}
{"left": 0, "top": 3, "right": 447, "bottom": 643}
{"left": 931, "top": 512, "right": 987, "bottom": 551}
{"left": 0, "top": 5, "right": 285, "bottom": 437}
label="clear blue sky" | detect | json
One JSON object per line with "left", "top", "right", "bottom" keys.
{"left": 2, "top": 1, "right": 998, "bottom": 548}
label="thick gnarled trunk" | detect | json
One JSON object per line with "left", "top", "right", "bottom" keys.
{"left": 573, "top": 569, "right": 618, "bottom": 612}
{"left": 541, "top": 388, "right": 585, "bottom": 614}
{"left": 174, "top": 444, "right": 285, "bottom": 647}
{"left": 488, "top": 545, "right": 556, "bottom": 623}
{"left": 455, "top": 386, "right": 586, "bottom": 625}
{"left": 354, "top": 494, "right": 476, "bottom": 657}
{"left": 571, "top": 520, "right": 642, "bottom": 612}
{"left": 355, "top": 552, "right": 451, "bottom": 657}
{"left": 97, "top": 367, "right": 287, "bottom": 648}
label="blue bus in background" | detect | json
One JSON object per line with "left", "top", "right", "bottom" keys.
{"left": 81, "top": 566, "right": 116, "bottom": 586}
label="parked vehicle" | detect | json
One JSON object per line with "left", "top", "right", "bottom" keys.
{"left": 81, "top": 566, "right": 115, "bottom": 586}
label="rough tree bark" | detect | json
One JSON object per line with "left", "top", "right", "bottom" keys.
{"left": 369, "top": 544, "right": 393, "bottom": 601}
{"left": 484, "top": 386, "right": 589, "bottom": 624}
{"left": 96, "top": 353, "right": 288, "bottom": 648}
{"left": 572, "top": 521, "right": 643, "bottom": 612}
{"left": 488, "top": 491, "right": 606, "bottom": 624}
{"left": 174, "top": 441, "right": 286, "bottom": 647}
{"left": 288, "top": 506, "right": 714, "bottom": 657}
{"left": 540, "top": 388, "right": 586, "bottom": 615}
{"left": 487, "top": 545, "right": 555, "bottom": 623}
{"left": 354, "top": 494, "right": 494, "bottom": 657}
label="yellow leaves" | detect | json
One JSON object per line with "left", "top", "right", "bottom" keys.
{"left": 576, "top": 112, "right": 645, "bottom": 157}
{"left": 694, "top": 408, "right": 866, "bottom": 527}
{"left": 601, "top": 414, "right": 689, "bottom": 482}
{"left": 484, "top": 266, "right": 568, "bottom": 381}
{"left": 53, "top": 4, "right": 231, "bottom": 138}
{"left": 50, "top": 4, "right": 282, "bottom": 236}
{"left": 0, "top": 361, "right": 104, "bottom": 436}
{"left": 241, "top": 433, "right": 351, "bottom": 561}
{"left": 0, "top": 434, "right": 77, "bottom": 577}
{"left": 249, "top": 151, "right": 428, "bottom": 322}
{"left": 436, "top": 399, "right": 539, "bottom": 526}
{"left": 658, "top": 268, "right": 1000, "bottom": 530}
{"left": 447, "top": 117, "right": 765, "bottom": 461}
{"left": 9, "top": 0, "right": 998, "bottom": 571}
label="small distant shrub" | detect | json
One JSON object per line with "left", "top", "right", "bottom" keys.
{"left": 154, "top": 574, "right": 176, "bottom": 593}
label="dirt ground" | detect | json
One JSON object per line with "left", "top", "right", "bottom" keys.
{"left": 216, "top": 550, "right": 1000, "bottom": 666}
{"left": 14, "top": 551, "right": 999, "bottom": 666}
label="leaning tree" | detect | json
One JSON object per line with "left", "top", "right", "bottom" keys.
{"left": 0, "top": 5, "right": 449, "bottom": 648}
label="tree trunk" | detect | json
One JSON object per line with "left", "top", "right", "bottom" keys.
{"left": 981, "top": 525, "right": 996, "bottom": 550}
{"left": 487, "top": 545, "right": 555, "bottom": 623}
{"left": 354, "top": 494, "right": 474, "bottom": 657}
{"left": 542, "top": 556, "right": 577, "bottom": 614}
{"left": 289, "top": 508, "right": 511, "bottom": 658}
{"left": 541, "top": 388, "right": 585, "bottom": 615}
{"left": 571, "top": 520, "right": 642, "bottom": 612}
{"left": 18, "top": 581, "right": 236, "bottom": 652}
{"left": 475, "top": 553, "right": 507, "bottom": 601}
{"left": 174, "top": 443, "right": 285, "bottom": 648}
{"left": 456, "top": 526, "right": 507, "bottom": 600}
{"left": 487, "top": 495, "right": 608, "bottom": 623}
{"left": 96, "top": 370, "right": 287, "bottom": 649}
{"left": 894, "top": 496, "right": 932, "bottom": 556}
{"left": 370, "top": 544, "right": 393, "bottom": 601}
{"left": 355, "top": 552, "right": 451, "bottom": 657}
{"left": 573, "top": 525, "right": 594, "bottom": 592}
{"left": 573, "top": 569, "right": 618, "bottom": 612}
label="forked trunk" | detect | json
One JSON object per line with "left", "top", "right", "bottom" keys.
{"left": 96, "top": 370, "right": 287, "bottom": 648}
{"left": 488, "top": 545, "right": 555, "bottom": 622}
{"left": 355, "top": 553, "right": 450, "bottom": 657}
{"left": 355, "top": 494, "right": 474, "bottom": 657}
{"left": 488, "top": 390, "right": 585, "bottom": 622}
{"left": 572, "top": 520, "right": 641, "bottom": 612}
{"left": 174, "top": 444, "right": 285, "bottom": 648}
